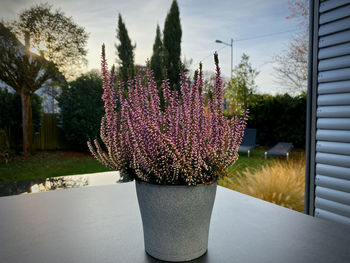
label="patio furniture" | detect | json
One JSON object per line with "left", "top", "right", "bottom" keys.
{"left": 1, "top": 182, "right": 350, "bottom": 262}
{"left": 265, "top": 142, "right": 293, "bottom": 161}
{"left": 238, "top": 128, "right": 257, "bottom": 157}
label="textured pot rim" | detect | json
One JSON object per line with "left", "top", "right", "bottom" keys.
{"left": 135, "top": 179, "right": 217, "bottom": 188}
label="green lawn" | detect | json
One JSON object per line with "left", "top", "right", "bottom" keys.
{"left": 0, "top": 151, "right": 111, "bottom": 182}
{"left": 0, "top": 149, "right": 302, "bottom": 183}
{"left": 218, "top": 149, "right": 272, "bottom": 187}
{"left": 227, "top": 149, "right": 272, "bottom": 175}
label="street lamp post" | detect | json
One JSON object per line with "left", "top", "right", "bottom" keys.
{"left": 215, "top": 38, "right": 233, "bottom": 80}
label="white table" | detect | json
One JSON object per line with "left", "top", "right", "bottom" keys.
{"left": 1, "top": 182, "right": 350, "bottom": 262}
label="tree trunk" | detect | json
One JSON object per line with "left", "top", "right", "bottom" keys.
{"left": 20, "top": 90, "right": 34, "bottom": 155}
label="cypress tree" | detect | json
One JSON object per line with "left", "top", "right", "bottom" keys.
{"left": 150, "top": 24, "right": 163, "bottom": 85}
{"left": 163, "top": 0, "right": 182, "bottom": 92}
{"left": 115, "top": 13, "right": 135, "bottom": 83}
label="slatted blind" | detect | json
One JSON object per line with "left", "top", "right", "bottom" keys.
{"left": 310, "top": 0, "right": 350, "bottom": 226}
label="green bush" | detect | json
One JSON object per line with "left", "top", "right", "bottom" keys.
{"left": 58, "top": 73, "right": 104, "bottom": 151}
{"left": 247, "top": 93, "right": 306, "bottom": 148}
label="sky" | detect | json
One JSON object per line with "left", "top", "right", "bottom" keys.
{"left": 0, "top": 0, "right": 304, "bottom": 94}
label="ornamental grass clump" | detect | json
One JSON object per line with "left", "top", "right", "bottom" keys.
{"left": 228, "top": 157, "right": 305, "bottom": 212}
{"left": 88, "top": 45, "right": 247, "bottom": 185}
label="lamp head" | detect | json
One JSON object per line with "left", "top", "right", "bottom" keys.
{"left": 215, "top": 40, "right": 222, "bottom": 43}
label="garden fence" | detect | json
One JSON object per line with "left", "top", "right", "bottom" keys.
{"left": 0, "top": 113, "right": 68, "bottom": 151}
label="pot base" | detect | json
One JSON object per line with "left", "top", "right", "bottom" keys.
{"left": 136, "top": 181, "right": 217, "bottom": 262}
{"left": 145, "top": 248, "right": 207, "bottom": 262}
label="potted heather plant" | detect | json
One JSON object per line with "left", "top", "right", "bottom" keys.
{"left": 88, "top": 45, "right": 247, "bottom": 262}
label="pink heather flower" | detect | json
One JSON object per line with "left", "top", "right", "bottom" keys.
{"left": 88, "top": 46, "right": 248, "bottom": 185}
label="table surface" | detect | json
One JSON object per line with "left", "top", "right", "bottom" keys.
{"left": 1, "top": 182, "right": 350, "bottom": 263}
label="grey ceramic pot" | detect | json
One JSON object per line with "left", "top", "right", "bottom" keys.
{"left": 135, "top": 180, "right": 217, "bottom": 262}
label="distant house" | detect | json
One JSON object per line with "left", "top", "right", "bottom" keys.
{"left": 35, "top": 84, "right": 62, "bottom": 114}
{"left": 1, "top": 79, "right": 63, "bottom": 114}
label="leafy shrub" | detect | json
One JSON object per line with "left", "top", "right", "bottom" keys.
{"left": 224, "top": 156, "right": 305, "bottom": 212}
{"left": 247, "top": 93, "right": 306, "bottom": 148}
{"left": 88, "top": 49, "right": 247, "bottom": 185}
{"left": 58, "top": 73, "right": 104, "bottom": 151}
{"left": 0, "top": 129, "right": 10, "bottom": 163}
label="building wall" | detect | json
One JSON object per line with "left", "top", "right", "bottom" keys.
{"left": 307, "top": 0, "right": 350, "bottom": 226}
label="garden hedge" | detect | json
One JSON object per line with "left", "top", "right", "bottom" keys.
{"left": 247, "top": 93, "right": 306, "bottom": 149}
